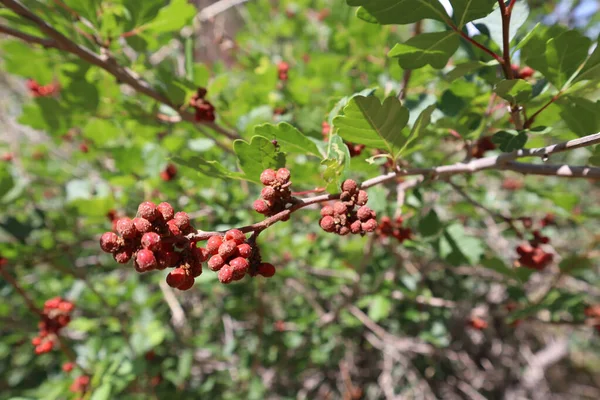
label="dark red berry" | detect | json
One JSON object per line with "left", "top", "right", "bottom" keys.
{"left": 100, "top": 232, "right": 121, "bottom": 253}
{"left": 167, "top": 219, "right": 181, "bottom": 236}
{"left": 237, "top": 243, "right": 252, "bottom": 258}
{"left": 208, "top": 255, "right": 225, "bottom": 271}
{"left": 320, "top": 216, "right": 336, "bottom": 232}
{"left": 157, "top": 202, "right": 175, "bottom": 221}
{"left": 333, "top": 202, "right": 347, "bottom": 215}
{"left": 166, "top": 268, "right": 187, "bottom": 288}
{"left": 276, "top": 168, "right": 291, "bottom": 183}
{"left": 320, "top": 206, "right": 334, "bottom": 217}
{"left": 260, "top": 169, "right": 277, "bottom": 185}
{"left": 253, "top": 199, "right": 270, "bottom": 214}
{"left": 206, "top": 235, "right": 223, "bottom": 254}
{"left": 341, "top": 179, "right": 357, "bottom": 193}
{"left": 141, "top": 232, "right": 161, "bottom": 251}
{"left": 116, "top": 218, "right": 137, "bottom": 239}
{"left": 173, "top": 212, "right": 190, "bottom": 229}
{"left": 356, "top": 190, "right": 368, "bottom": 206}
{"left": 136, "top": 249, "right": 157, "bottom": 271}
{"left": 114, "top": 247, "right": 132, "bottom": 263}
{"left": 191, "top": 246, "right": 209, "bottom": 263}
{"left": 138, "top": 201, "right": 158, "bottom": 221}
{"left": 261, "top": 186, "right": 277, "bottom": 200}
{"left": 190, "top": 261, "right": 203, "bottom": 278}
{"left": 178, "top": 274, "right": 195, "bottom": 291}
{"left": 257, "top": 263, "right": 276, "bottom": 277}
{"left": 218, "top": 265, "right": 234, "bottom": 284}
{"left": 132, "top": 217, "right": 153, "bottom": 234}
{"left": 218, "top": 240, "right": 238, "bottom": 259}
{"left": 156, "top": 250, "right": 180, "bottom": 269}
{"left": 224, "top": 229, "right": 245, "bottom": 245}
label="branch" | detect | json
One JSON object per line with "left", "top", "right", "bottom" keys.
{"left": 0, "top": 0, "right": 240, "bottom": 141}
{"left": 187, "top": 133, "right": 600, "bottom": 239}
{"left": 0, "top": 24, "right": 59, "bottom": 48}
{"left": 196, "top": 0, "right": 251, "bottom": 22}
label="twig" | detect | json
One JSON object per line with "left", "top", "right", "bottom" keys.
{"left": 524, "top": 92, "right": 563, "bottom": 129}
{"left": 0, "top": 268, "right": 44, "bottom": 317}
{"left": 196, "top": 0, "right": 251, "bottom": 22}
{"left": 0, "top": 24, "right": 58, "bottom": 48}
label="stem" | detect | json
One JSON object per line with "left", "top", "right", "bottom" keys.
{"left": 497, "top": 0, "right": 515, "bottom": 79}
{"left": 449, "top": 22, "right": 503, "bottom": 64}
{"left": 524, "top": 93, "right": 563, "bottom": 129}
{"left": 0, "top": 268, "right": 44, "bottom": 317}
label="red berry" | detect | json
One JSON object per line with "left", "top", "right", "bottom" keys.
{"left": 224, "top": 229, "right": 245, "bottom": 245}
{"left": 178, "top": 274, "right": 195, "bottom": 291}
{"left": 357, "top": 206, "right": 374, "bottom": 222}
{"left": 157, "top": 202, "right": 174, "bottom": 221}
{"left": 237, "top": 243, "right": 252, "bottom": 258}
{"left": 132, "top": 217, "right": 153, "bottom": 234}
{"left": 136, "top": 249, "right": 157, "bottom": 271}
{"left": 350, "top": 220, "right": 362, "bottom": 234}
{"left": 79, "top": 143, "right": 89, "bottom": 153}
{"left": 218, "top": 240, "right": 238, "bottom": 259}
{"left": 519, "top": 66, "right": 535, "bottom": 79}
{"left": 44, "top": 297, "right": 61, "bottom": 309}
{"left": 173, "top": 212, "right": 190, "bottom": 229}
{"left": 260, "top": 169, "right": 277, "bottom": 185}
{"left": 320, "top": 216, "right": 336, "bottom": 232}
{"left": 253, "top": 199, "right": 270, "bottom": 214}
{"left": 217, "top": 265, "right": 234, "bottom": 284}
{"left": 190, "top": 261, "right": 203, "bottom": 278}
{"left": 277, "top": 61, "right": 290, "bottom": 73}
{"left": 230, "top": 256, "right": 249, "bottom": 273}
{"left": 257, "top": 263, "right": 276, "bottom": 277}
{"left": 58, "top": 301, "right": 74, "bottom": 313}
{"left": 339, "top": 226, "right": 350, "bottom": 235}
{"left": 191, "top": 246, "right": 209, "bottom": 263}
{"left": 208, "top": 255, "right": 225, "bottom": 271}
{"left": 100, "top": 232, "right": 121, "bottom": 253}
{"left": 261, "top": 186, "right": 277, "bottom": 201}
{"left": 167, "top": 219, "right": 181, "bottom": 236}
{"left": 166, "top": 268, "right": 187, "bottom": 288}
{"left": 276, "top": 168, "right": 291, "bottom": 183}
{"left": 356, "top": 190, "right": 368, "bottom": 206}
{"left": 341, "top": 179, "right": 357, "bottom": 193}
{"left": 206, "top": 235, "right": 223, "bottom": 254}
{"left": 114, "top": 247, "right": 133, "bottom": 263}
{"left": 320, "top": 206, "right": 334, "bottom": 217}
{"left": 156, "top": 250, "right": 180, "bottom": 269}
{"left": 116, "top": 218, "right": 136, "bottom": 239}
{"left": 333, "top": 202, "right": 347, "bottom": 215}
{"left": 35, "top": 340, "right": 54, "bottom": 354}
{"left": 141, "top": 232, "right": 161, "bottom": 251}
{"left": 32, "top": 337, "right": 42, "bottom": 346}
{"left": 138, "top": 201, "right": 158, "bottom": 221}
{"left": 361, "top": 219, "right": 378, "bottom": 232}
{"left": 62, "top": 362, "right": 74, "bottom": 372}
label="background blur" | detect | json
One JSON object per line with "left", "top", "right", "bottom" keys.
{"left": 1, "top": 0, "right": 600, "bottom": 399}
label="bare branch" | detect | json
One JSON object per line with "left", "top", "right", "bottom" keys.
{"left": 0, "top": 24, "right": 59, "bottom": 48}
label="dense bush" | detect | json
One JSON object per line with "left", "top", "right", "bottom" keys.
{"left": 1, "top": 0, "right": 600, "bottom": 398}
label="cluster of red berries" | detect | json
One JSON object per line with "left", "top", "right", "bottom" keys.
{"left": 471, "top": 136, "right": 496, "bottom": 159}
{"left": 319, "top": 179, "right": 377, "bottom": 235}
{"left": 31, "top": 297, "right": 75, "bottom": 354}
{"left": 515, "top": 230, "right": 553, "bottom": 270}
{"left": 378, "top": 215, "right": 412, "bottom": 243}
{"left": 100, "top": 202, "right": 207, "bottom": 290}
{"left": 277, "top": 61, "right": 289, "bottom": 81}
{"left": 202, "top": 229, "right": 276, "bottom": 284}
{"left": 26, "top": 79, "right": 60, "bottom": 97}
{"left": 160, "top": 163, "right": 177, "bottom": 181}
{"left": 585, "top": 305, "right": 600, "bottom": 333}
{"left": 253, "top": 168, "right": 294, "bottom": 217}
{"left": 322, "top": 121, "right": 365, "bottom": 157}
{"left": 511, "top": 64, "right": 535, "bottom": 80}
{"left": 70, "top": 375, "right": 90, "bottom": 394}
{"left": 189, "top": 88, "right": 216, "bottom": 122}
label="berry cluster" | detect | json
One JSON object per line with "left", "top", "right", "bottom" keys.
{"left": 99, "top": 202, "right": 206, "bottom": 290}
{"left": 189, "top": 88, "right": 216, "bottom": 122}
{"left": 253, "top": 168, "right": 294, "bottom": 217}
{"left": 515, "top": 230, "right": 553, "bottom": 270}
{"left": 585, "top": 305, "right": 600, "bottom": 333}
{"left": 31, "top": 297, "right": 75, "bottom": 354}
{"left": 511, "top": 64, "right": 535, "bottom": 80}
{"left": 470, "top": 136, "right": 496, "bottom": 159}
{"left": 160, "top": 163, "right": 177, "bottom": 181}
{"left": 203, "top": 230, "right": 276, "bottom": 283}
{"left": 322, "top": 121, "right": 365, "bottom": 157}
{"left": 277, "top": 61, "right": 289, "bottom": 81}
{"left": 26, "top": 79, "right": 59, "bottom": 97}
{"left": 378, "top": 216, "right": 412, "bottom": 243}
{"left": 70, "top": 375, "right": 90, "bottom": 394}
{"left": 319, "top": 179, "right": 377, "bottom": 235}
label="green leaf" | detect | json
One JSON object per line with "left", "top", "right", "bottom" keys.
{"left": 144, "top": 0, "right": 196, "bottom": 33}
{"left": 439, "top": 223, "right": 484, "bottom": 266}
{"left": 0, "top": 164, "right": 14, "bottom": 198}
{"left": 419, "top": 209, "right": 442, "bottom": 237}
{"left": 491, "top": 130, "right": 528, "bottom": 152}
{"left": 388, "top": 31, "right": 459, "bottom": 70}
{"left": 474, "top": 1, "right": 529, "bottom": 46}
{"left": 177, "top": 350, "right": 194, "bottom": 383}
{"left": 405, "top": 105, "right": 436, "bottom": 153}
{"left": 556, "top": 96, "right": 600, "bottom": 137}
{"left": 575, "top": 35, "right": 600, "bottom": 82}
{"left": 494, "top": 79, "right": 532, "bottom": 104}
{"left": 589, "top": 146, "right": 600, "bottom": 166}
{"left": 356, "top": 6, "right": 379, "bottom": 23}
{"left": 321, "top": 135, "right": 350, "bottom": 192}
{"left": 333, "top": 96, "right": 410, "bottom": 158}
{"left": 452, "top": 0, "right": 496, "bottom": 28}
{"left": 233, "top": 136, "right": 286, "bottom": 182}
{"left": 559, "top": 255, "right": 593, "bottom": 274}
{"left": 172, "top": 156, "right": 246, "bottom": 181}
{"left": 254, "top": 123, "right": 321, "bottom": 157}
{"left": 346, "top": 0, "right": 449, "bottom": 25}
{"left": 368, "top": 295, "right": 392, "bottom": 322}
{"left": 446, "top": 60, "right": 497, "bottom": 81}
{"left": 90, "top": 384, "right": 112, "bottom": 400}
